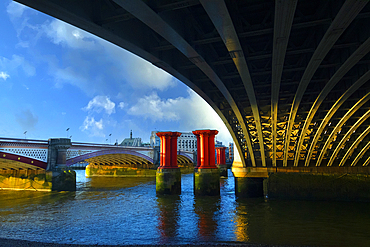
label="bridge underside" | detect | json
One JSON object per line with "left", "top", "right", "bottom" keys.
{"left": 0, "top": 152, "right": 47, "bottom": 170}
{"left": 16, "top": 0, "right": 370, "bottom": 168}
{"left": 85, "top": 153, "right": 156, "bottom": 169}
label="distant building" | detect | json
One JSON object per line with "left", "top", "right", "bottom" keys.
{"left": 150, "top": 131, "right": 197, "bottom": 152}
{"left": 120, "top": 130, "right": 143, "bottom": 147}
{"left": 228, "top": 142, "right": 234, "bottom": 161}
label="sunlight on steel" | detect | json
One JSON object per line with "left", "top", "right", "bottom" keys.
{"left": 113, "top": 0, "right": 255, "bottom": 166}
{"left": 200, "top": 0, "right": 266, "bottom": 166}
{"left": 294, "top": 37, "right": 370, "bottom": 166}
{"left": 339, "top": 125, "right": 370, "bottom": 167}
{"left": 327, "top": 109, "right": 370, "bottom": 167}
{"left": 85, "top": 153, "right": 153, "bottom": 166}
{"left": 364, "top": 156, "right": 370, "bottom": 167}
{"left": 317, "top": 92, "right": 370, "bottom": 166}
{"left": 283, "top": 0, "right": 367, "bottom": 166}
{"left": 305, "top": 70, "right": 370, "bottom": 166}
{"left": 271, "top": 0, "right": 297, "bottom": 166}
{"left": 351, "top": 142, "right": 370, "bottom": 167}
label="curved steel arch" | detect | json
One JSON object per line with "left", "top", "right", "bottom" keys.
{"left": 351, "top": 142, "right": 370, "bottom": 167}
{"left": 177, "top": 155, "right": 193, "bottom": 164}
{"left": 0, "top": 151, "right": 47, "bottom": 170}
{"left": 66, "top": 149, "right": 154, "bottom": 166}
{"left": 112, "top": 0, "right": 255, "bottom": 166}
{"left": 327, "top": 109, "right": 370, "bottom": 167}
{"left": 271, "top": 0, "right": 297, "bottom": 166}
{"left": 294, "top": 37, "right": 370, "bottom": 167}
{"left": 283, "top": 0, "right": 367, "bottom": 166}
{"left": 339, "top": 125, "right": 370, "bottom": 166}
{"left": 177, "top": 151, "right": 194, "bottom": 163}
{"left": 305, "top": 71, "right": 370, "bottom": 166}
{"left": 316, "top": 92, "right": 370, "bottom": 166}
{"left": 200, "top": 0, "right": 269, "bottom": 166}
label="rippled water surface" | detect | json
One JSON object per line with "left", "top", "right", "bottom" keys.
{"left": 1, "top": 170, "right": 370, "bottom": 246}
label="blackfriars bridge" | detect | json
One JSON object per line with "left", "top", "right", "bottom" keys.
{"left": 0, "top": 137, "right": 194, "bottom": 170}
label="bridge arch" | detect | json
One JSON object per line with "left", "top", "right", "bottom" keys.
{"left": 66, "top": 149, "right": 154, "bottom": 166}
{"left": 0, "top": 151, "right": 47, "bottom": 170}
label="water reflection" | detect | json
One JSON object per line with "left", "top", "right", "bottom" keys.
{"left": 1, "top": 170, "right": 370, "bottom": 246}
{"left": 156, "top": 195, "right": 180, "bottom": 242}
{"left": 194, "top": 196, "right": 220, "bottom": 241}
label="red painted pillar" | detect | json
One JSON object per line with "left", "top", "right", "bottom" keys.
{"left": 216, "top": 146, "right": 228, "bottom": 177}
{"left": 156, "top": 132, "right": 182, "bottom": 168}
{"left": 156, "top": 132, "right": 182, "bottom": 195}
{"left": 192, "top": 129, "right": 220, "bottom": 196}
{"left": 192, "top": 130, "right": 218, "bottom": 168}
{"left": 216, "top": 147, "right": 227, "bottom": 165}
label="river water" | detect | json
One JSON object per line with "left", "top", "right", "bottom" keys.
{"left": 0, "top": 170, "right": 369, "bottom": 246}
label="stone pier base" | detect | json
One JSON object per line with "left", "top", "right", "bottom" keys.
{"left": 217, "top": 164, "right": 228, "bottom": 178}
{"left": 194, "top": 168, "right": 220, "bottom": 196}
{"left": 156, "top": 168, "right": 181, "bottom": 195}
{"left": 235, "top": 177, "right": 264, "bottom": 198}
{"left": 0, "top": 169, "right": 76, "bottom": 191}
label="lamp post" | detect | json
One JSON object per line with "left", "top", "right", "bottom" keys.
{"left": 24, "top": 131, "right": 27, "bottom": 139}
{"left": 109, "top": 133, "right": 112, "bottom": 145}
{"left": 66, "top": 128, "right": 70, "bottom": 138}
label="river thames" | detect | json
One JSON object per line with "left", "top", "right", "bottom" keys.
{"left": 0, "top": 170, "right": 369, "bottom": 246}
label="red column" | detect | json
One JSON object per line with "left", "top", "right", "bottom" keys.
{"left": 192, "top": 130, "right": 219, "bottom": 169}
{"left": 216, "top": 147, "right": 227, "bottom": 165}
{"left": 156, "top": 132, "right": 182, "bottom": 168}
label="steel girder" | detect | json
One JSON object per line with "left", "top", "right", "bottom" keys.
{"left": 15, "top": 0, "right": 370, "bottom": 167}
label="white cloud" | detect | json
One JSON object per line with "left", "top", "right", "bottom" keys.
{"left": 0, "top": 55, "right": 36, "bottom": 77}
{"left": 80, "top": 116, "right": 104, "bottom": 137}
{"left": 83, "top": 96, "right": 115, "bottom": 115}
{"left": 0, "top": 72, "right": 10, "bottom": 80}
{"left": 128, "top": 93, "right": 180, "bottom": 121}
{"left": 118, "top": 102, "right": 126, "bottom": 109}
{"left": 44, "top": 19, "right": 96, "bottom": 50}
{"left": 128, "top": 89, "right": 233, "bottom": 144}
{"left": 6, "top": 2, "right": 27, "bottom": 18}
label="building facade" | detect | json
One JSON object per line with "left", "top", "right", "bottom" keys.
{"left": 150, "top": 131, "right": 197, "bottom": 152}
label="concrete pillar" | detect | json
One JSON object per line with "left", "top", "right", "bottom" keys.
{"left": 231, "top": 144, "right": 267, "bottom": 197}
{"left": 216, "top": 146, "right": 228, "bottom": 178}
{"left": 156, "top": 132, "right": 182, "bottom": 195}
{"left": 192, "top": 130, "right": 220, "bottom": 196}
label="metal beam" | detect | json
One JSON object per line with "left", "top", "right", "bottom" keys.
{"left": 282, "top": 0, "right": 367, "bottom": 166}
{"left": 339, "top": 125, "right": 370, "bottom": 166}
{"left": 113, "top": 0, "right": 255, "bottom": 166}
{"left": 351, "top": 142, "right": 370, "bottom": 167}
{"left": 316, "top": 92, "right": 370, "bottom": 166}
{"left": 294, "top": 37, "right": 370, "bottom": 166}
{"left": 305, "top": 70, "right": 370, "bottom": 166}
{"left": 271, "top": 0, "right": 297, "bottom": 166}
{"left": 326, "top": 109, "right": 370, "bottom": 167}
{"left": 200, "top": 0, "right": 268, "bottom": 166}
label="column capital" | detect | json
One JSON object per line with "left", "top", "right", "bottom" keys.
{"left": 192, "top": 129, "right": 219, "bottom": 136}
{"left": 156, "top": 131, "right": 182, "bottom": 138}
{"left": 215, "top": 146, "right": 227, "bottom": 151}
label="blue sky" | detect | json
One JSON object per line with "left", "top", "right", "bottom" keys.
{"left": 0, "top": 1, "right": 232, "bottom": 145}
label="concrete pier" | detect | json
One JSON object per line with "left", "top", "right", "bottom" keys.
{"left": 155, "top": 132, "right": 182, "bottom": 195}
{"left": 192, "top": 130, "right": 220, "bottom": 196}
